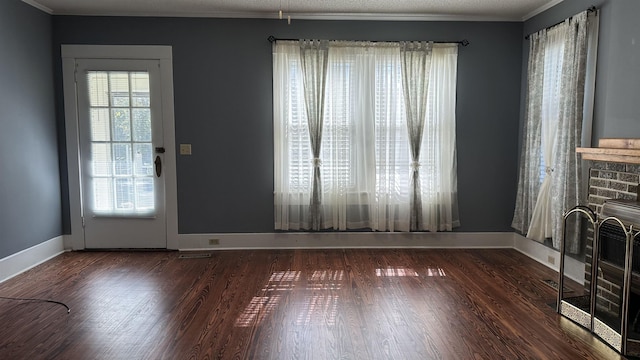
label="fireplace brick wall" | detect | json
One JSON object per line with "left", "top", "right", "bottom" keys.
{"left": 585, "top": 162, "right": 640, "bottom": 314}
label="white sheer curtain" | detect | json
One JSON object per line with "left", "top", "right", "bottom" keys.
{"left": 526, "top": 26, "right": 566, "bottom": 241}
{"left": 370, "top": 44, "right": 413, "bottom": 231}
{"left": 324, "top": 42, "right": 410, "bottom": 231}
{"left": 513, "top": 10, "right": 596, "bottom": 253}
{"left": 322, "top": 42, "right": 400, "bottom": 230}
{"left": 274, "top": 40, "right": 460, "bottom": 232}
{"left": 273, "top": 42, "right": 311, "bottom": 230}
{"left": 420, "top": 45, "right": 460, "bottom": 231}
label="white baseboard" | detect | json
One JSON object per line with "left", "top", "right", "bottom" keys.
{"left": 0, "top": 236, "right": 66, "bottom": 283}
{"left": 1, "top": 233, "right": 586, "bottom": 287}
{"left": 178, "top": 232, "right": 514, "bottom": 251}
{"left": 512, "top": 233, "right": 585, "bottom": 284}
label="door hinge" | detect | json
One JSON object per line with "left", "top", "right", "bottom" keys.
{"left": 82, "top": 216, "right": 85, "bottom": 227}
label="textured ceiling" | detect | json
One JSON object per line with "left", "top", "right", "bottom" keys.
{"left": 24, "top": 0, "right": 562, "bottom": 21}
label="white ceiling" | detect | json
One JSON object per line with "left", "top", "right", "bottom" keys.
{"left": 23, "top": 0, "right": 563, "bottom": 21}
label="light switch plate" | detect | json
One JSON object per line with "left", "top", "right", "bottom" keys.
{"left": 180, "top": 144, "right": 192, "bottom": 155}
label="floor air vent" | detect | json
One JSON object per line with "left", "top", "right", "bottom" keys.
{"left": 178, "top": 252, "right": 212, "bottom": 259}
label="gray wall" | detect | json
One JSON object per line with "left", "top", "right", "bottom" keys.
{"left": 0, "top": 1, "right": 61, "bottom": 258}
{"left": 53, "top": 17, "right": 524, "bottom": 234}
{"left": 523, "top": 0, "right": 640, "bottom": 143}
{"left": 597, "top": 0, "right": 640, "bottom": 139}
{"left": 3, "top": 0, "right": 636, "bottom": 256}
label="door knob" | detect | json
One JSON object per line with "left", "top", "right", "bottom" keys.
{"left": 154, "top": 156, "right": 162, "bottom": 177}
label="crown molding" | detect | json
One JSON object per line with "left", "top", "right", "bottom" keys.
{"left": 22, "top": 0, "right": 563, "bottom": 22}
{"left": 21, "top": 0, "right": 53, "bottom": 14}
{"left": 23, "top": 8, "right": 523, "bottom": 22}
{"left": 273, "top": 12, "right": 521, "bottom": 22}
{"left": 522, "top": 0, "right": 564, "bottom": 21}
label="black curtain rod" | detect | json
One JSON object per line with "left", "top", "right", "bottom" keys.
{"left": 524, "top": 5, "right": 597, "bottom": 40}
{"left": 267, "top": 35, "right": 470, "bottom": 47}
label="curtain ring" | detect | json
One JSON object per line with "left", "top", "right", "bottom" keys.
{"left": 545, "top": 166, "right": 554, "bottom": 175}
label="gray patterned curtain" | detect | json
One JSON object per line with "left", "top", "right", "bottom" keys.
{"left": 400, "top": 41, "right": 433, "bottom": 231}
{"left": 513, "top": 10, "right": 593, "bottom": 253}
{"left": 512, "top": 31, "right": 545, "bottom": 239}
{"left": 551, "top": 12, "right": 589, "bottom": 252}
{"left": 299, "top": 40, "right": 329, "bottom": 230}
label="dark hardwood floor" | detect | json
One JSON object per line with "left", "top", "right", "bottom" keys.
{"left": 0, "top": 248, "right": 625, "bottom": 359}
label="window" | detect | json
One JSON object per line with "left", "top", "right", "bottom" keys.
{"left": 87, "top": 71, "right": 155, "bottom": 215}
{"left": 273, "top": 41, "right": 459, "bottom": 232}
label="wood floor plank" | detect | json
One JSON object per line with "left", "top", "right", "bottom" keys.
{"left": 0, "top": 248, "right": 627, "bottom": 359}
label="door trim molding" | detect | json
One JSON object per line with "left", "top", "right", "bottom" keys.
{"left": 61, "top": 45, "right": 178, "bottom": 250}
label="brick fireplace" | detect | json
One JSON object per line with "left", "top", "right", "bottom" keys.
{"left": 574, "top": 138, "right": 640, "bottom": 356}
{"left": 585, "top": 161, "right": 640, "bottom": 314}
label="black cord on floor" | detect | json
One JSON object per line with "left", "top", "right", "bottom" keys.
{"left": 0, "top": 296, "right": 71, "bottom": 314}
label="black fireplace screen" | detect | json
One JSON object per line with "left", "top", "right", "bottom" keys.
{"left": 600, "top": 222, "right": 640, "bottom": 272}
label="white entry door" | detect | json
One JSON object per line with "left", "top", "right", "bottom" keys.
{"left": 76, "top": 59, "right": 166, "bottom": 249}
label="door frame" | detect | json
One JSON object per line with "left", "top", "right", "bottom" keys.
{"left": 62, "top": 45, "right": 178, "bottom": 250}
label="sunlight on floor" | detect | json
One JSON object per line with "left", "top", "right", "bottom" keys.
{"left": 425, "top": 267, "right": 447, "bottom": 277}
{"left": 262, "top": 271, "right": 301, "bottom": 291}
{"left": 237, "top": 269, "right": 345, "bottom": 327}
{"left": 235, "top": 296, "right": 281, "bottom": 327}
{"left": 236, "top": 265, "right": 447, "bottom": 328}
{"left": 376, "top": 267, "right": 419, "bottom": 277}
{"left": 296, "top": 295, "right": 339, "bottom": 326}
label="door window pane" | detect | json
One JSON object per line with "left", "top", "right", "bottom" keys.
{"left": 90, "top": 109, "right": 111, "bottom": 141}
{"left": 88, "top": 73, "right": 109, "bottom": 107}
{"left": 131, "top": 72, "right": 150, "bottom": 107}
{"left": 93, "top": 178, "right": 113, "bottom": 212}
{"left": 109, "top": 72, "right": 130, "bottom": 107}
{"left": 112, "top": 108, "right": 131, "bottom": 141}
{"left": 92, "top": 143, "right": 112, "bottom": 176}
{"left": 134, "top": 143, "right": 153, "bottom": 176}
{"left": 132, "top": 109, "right": 151, "bottom": 141}
{"left": 114, "top": 178, "right": 134, "bottom": 210}
{"left": 135, "top": 178, "right": 155, "bottom": 210}
{"left": 86, "top": 70, "right": 155, "bottom": 215}
{"left": 113, "top": 143, "right": 133, "bottom": 176}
